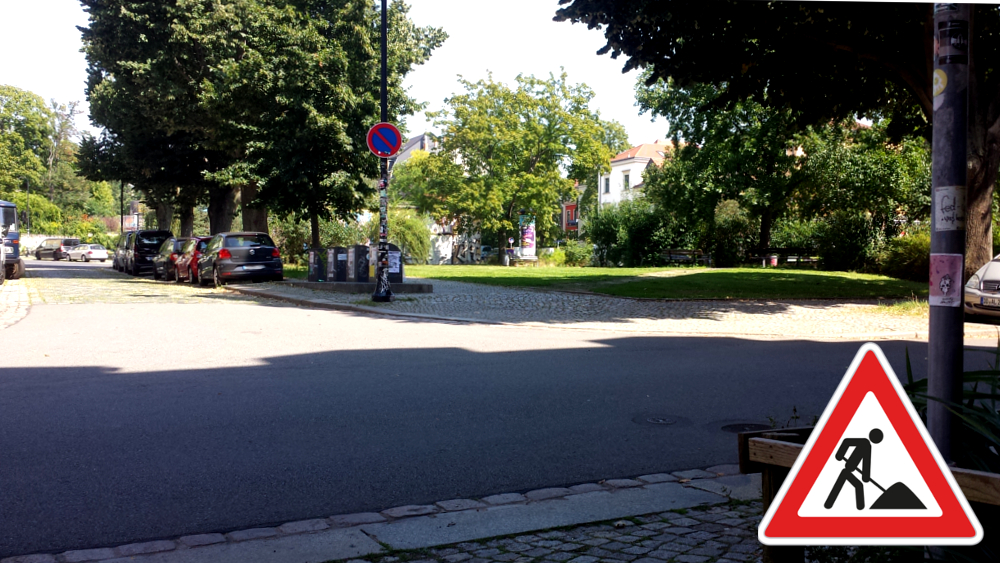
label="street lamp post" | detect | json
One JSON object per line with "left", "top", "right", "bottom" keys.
{"left": 372, "top": 0, "right": 394, "bottom": 302}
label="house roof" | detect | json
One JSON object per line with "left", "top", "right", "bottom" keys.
{"left": 611, "top": 140, "right": 674, "bottom": 166}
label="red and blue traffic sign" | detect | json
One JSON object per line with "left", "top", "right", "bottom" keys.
{"left": 367, "top": 122, "right": 403, "bottom": 158}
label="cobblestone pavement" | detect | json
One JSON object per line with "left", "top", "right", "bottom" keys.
{"left": 345, "top": 501, "right": 763, "bottom": 563}
{"left": 238, "top": 277, "right": 973, "bottom": 340}
{"left": 0, "top": 278, "right": 30, "bottom": 329}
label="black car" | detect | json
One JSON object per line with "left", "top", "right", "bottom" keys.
{"left": 152, "top": 237, "right": 191, "bottom": 281}
{"left": 198, "top": 232, "right": 283, "bottom": 287}
{"left": 125, "top": 230, "right": 173, "bottom": 275}
{"left": 113, "top": 232, "right": 133, "bottom": 271}
{"left": 34, "top": 238, "right": 81, "bottom": 260}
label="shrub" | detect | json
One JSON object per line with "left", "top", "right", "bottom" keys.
{"left": 880, "top": 230, "right": 930, "bottom": 282}
{"left": 562, "top": 240, "right": 592, "bottom": 266}
{"left": 770, "top": 219, "right": 820, "bottom": 252}
{"left": 62, "top": 217, "right": 116, "bottom": 248}
{"left": 584, "top": 199, "right": 674, "bottom": 267}
{"left": 815, "top": 211, "right": 885, "bottom": 272}
{"left": 711, "top": 200, "right": 758, "bottom": 267}
{"left": 540, "top": 248, "right": 566, "bottom": 266}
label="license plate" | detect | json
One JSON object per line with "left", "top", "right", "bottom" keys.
{"left": 242, "top": 265, "right": 265, "bottom": 271}
{"left": 982, "top": 297, "right": 1000, "bottom": 307}
{"left": 4, "top": 246, "right": 12, "bottom": 253}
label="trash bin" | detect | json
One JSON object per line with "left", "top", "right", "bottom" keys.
{"left": 307, "top": 248, "right": 326, "bottom": 282}
{"left": 327, "top": 246, "right": 347, "bottom": 282}
{"left": 347, "top": 245, "right": 369, "bottom": 282}
{"left": 768, "top": 254, "right": 778, "bottom": 267}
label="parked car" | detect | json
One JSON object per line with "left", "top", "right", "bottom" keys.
{"left": 125, "top": 230, "right": 173, "bottom": 275}
{"left": 152, "top": 237, "right": 192, "bottom": 281}
{"left": 34, "top": 238, "right": 81, "bottom": 260}
{"left": 965, "top": 255, "right": 1000, "bottom": 318}
{"left": 68, "top": 244, "right": 109, "bottom": 262}
{"left": 174, "top": 236, "right": 211, "bottom": 284}
{"left": 198, "top": 232, "right": 283, "bottom": 287}
{"left": 113, "top": 232, "right": 132, "bottom": 271}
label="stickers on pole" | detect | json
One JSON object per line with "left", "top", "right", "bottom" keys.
{"left": 759, "top": 343, "right": 982, "bottom": 546}
{"left": 929, "top": 253, "right": 963, "bottom": 307}
{"left": 933, "top": 185, "right": 965, "bottom": 231}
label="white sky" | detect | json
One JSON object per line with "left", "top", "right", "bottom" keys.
{"left": 0, "top": 0, "right": 669, "bottom": 147}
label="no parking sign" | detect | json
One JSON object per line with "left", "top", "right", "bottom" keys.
{"left": 367, "top": 123, "right": 402, "bottom": 158}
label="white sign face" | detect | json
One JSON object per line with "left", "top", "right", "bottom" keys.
{"left": 797, "top": 392, "right": 941, "bottom": 518}
{"left": 388, "top": 251, "right": 401, "bottom": 274}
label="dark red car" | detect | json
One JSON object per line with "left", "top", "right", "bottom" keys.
{"left": 174, "top": 237, "right": 212, "bottom": 284}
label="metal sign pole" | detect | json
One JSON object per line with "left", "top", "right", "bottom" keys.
{"left": 372, "top": 0, "right": 393, "bottom": 302}
{"left": 928, "top": 3, "right": 971, "bottom": 462}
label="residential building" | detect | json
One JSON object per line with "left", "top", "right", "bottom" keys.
{"left": 597, "top": 140, "right": 673, "bottom": 206}
{"left": 561, "top": 181, "right": 586, "bottom": 232}
{"left": 390, "top": 133, "right": 440, "bottom": 171}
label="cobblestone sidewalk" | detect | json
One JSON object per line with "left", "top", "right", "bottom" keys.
{"left": 232, "top": 278, "right": 990, "bottom": 340}
{"left": 344, "top": 502, "right": 762, "bottom": 563}
{"left": 0, "top": 279, "right": 30, "bottom": 329}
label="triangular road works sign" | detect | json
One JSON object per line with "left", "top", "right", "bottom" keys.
{"left": 759, "top": 342, "right": 982, "bottom": 546}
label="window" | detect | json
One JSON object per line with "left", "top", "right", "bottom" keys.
{"left": 1, "top": 207, "right": 17, "bottom": 234}
{"left": 623, "top": 173, "right": 630, "bottom": 189}
{"left": 603, "top": 177, "right": 610, "bottom": 194}
{"left": 225, "top": 234, "right": 276, "bottom": 247}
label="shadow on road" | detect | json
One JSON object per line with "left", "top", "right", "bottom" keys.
{"left": 0, "top": 336, "right": 995, "bottom": 556}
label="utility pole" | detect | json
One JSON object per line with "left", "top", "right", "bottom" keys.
{"left": 928, "top": 3, "right": 971, "bottom": 462}
{"left": 372, "top": 0, "right": 394, "bottom": 302}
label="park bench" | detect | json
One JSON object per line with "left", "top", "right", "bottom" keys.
{"left": 751, "top": 247, "right": 817, "bottom": 268}
{"left": 737, "top": 427, "right": 1000, "bottom": 563}
{"left": 660, "top": 249, "right": 711, "bottom": 266}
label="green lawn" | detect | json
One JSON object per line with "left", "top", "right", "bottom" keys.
{"left": 406, "top": 265, "right": 927, "bottom": 300}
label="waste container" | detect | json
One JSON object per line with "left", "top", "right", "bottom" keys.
{"left": 347, "top": 245, "right": 369, "bottom": 282}
{"left": 307, "top": 248, "right": 326, "bottom": 282}
{"left": 327, "top": 247, "right": 347, "bottom": 282}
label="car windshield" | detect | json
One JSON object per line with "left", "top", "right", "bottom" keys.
{"left": 1, "top": 207, "right": 17, "bottom": 235}
{"left": 137, "top": 232, "right": 171, "bottom": 247}
{"left": 225, "top": 234, "right": 275, "bottom": 248}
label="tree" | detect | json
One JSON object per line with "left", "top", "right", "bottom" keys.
{"left": 555, "top": 2, "right": 1000, "bottom": 277}
{"left": 0, "top": 85, "right": 53, "bottom": 194}
{"left": 637, "top": 78, "right": 802, "bottom": 249}
{"left": 405, "top": 72, "right": 626, "bottom": 249}
{"left": 45, "top": 100, "right": 82, "bottom": 202}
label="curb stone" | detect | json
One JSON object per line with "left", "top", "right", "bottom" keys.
{"left": 1, "top": 466, "right": 761, "bottom": 563}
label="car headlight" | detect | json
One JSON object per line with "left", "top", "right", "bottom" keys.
{"left": 967, "top": 274, "right": 980, "bottom": 290}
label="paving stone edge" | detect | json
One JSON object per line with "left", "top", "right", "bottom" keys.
{"left": 1, "top": 467, "right": 755, "bottom": 563}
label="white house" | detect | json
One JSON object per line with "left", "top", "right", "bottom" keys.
{"left": 597, "top": 140, "right": 673, "bottom": 206}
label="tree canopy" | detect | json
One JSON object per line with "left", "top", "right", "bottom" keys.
{"left": 556, "top": 1, "right": 1000, "bottom": 275}
{"left": 0, "top": 85, "right": 53, "bottom": 194}
{"left": 394, "top": 72, "right": 628, "bottom": 247}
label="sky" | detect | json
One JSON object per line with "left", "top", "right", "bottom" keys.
{"left": 0, "top": 0, "right": 670, "bottom": 147}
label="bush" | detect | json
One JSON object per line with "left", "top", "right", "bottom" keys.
{"left": 540, "top": 248, "right": 566, "bottom": 266}
{"left": 584, "top": 199, "right": 675, "bottom": 267}
{"left": 562, "top": 240, "right": 592, "bottom": 266}
{"left": 770, "top": 219, "right": 820, "bottom": 252}
{"left": 62, "top": 217, "right": 116, "bottom": 248}
{"left": 815, "top": 211, "right": 885, "bottom": 272}
{"left": 880, "top": 230, "right": 930, "bottom": 282}
{"left": 711, "top": 200, "right": 758, "bottom": 267}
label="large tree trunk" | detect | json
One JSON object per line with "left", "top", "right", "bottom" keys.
{"left": 155, "top": 201, "right": 174, "bottom": 232}
{"left": 178, "top": 206, "right": 194, "bottom": 237}
{"left": 964, "top": 18, "right": 1000, "bottom": 281}
{"left": 241, "top": 183, "right": 269, "bottom": 233}
{"left": 310, "top": 211, "right": 321, "bottom": 248}
{"left": 208, "top": 186, "right": 238, "bottom": 234}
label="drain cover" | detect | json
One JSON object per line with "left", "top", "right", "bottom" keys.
{"left": 646, "top": 416, "right": 676, "bottom": 425}
{"left": 721, "top": 423, "right": 772, "bottom": 433}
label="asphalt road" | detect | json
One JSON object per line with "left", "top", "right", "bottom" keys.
{"left": 0, "top": 260, "right": 988, "bottom": 556}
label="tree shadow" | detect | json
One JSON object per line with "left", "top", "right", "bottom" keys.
{"left": 0, "top": 337, "right": 991, "bottom": 556}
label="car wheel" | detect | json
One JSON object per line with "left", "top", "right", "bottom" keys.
{"left": 100, "top": 259, "right": 106, "bottom": 263}
{"left": 12, "top": 261, "right": 24, "bottom": 279}
{"left": 213, "top": 266, "right": 223, "bottom": 288}
{"left": 152, "top": 267, "right": 161, "bottom": 281}
{"left": 83, "top": 255, "right": 90, "bottom": 262}
{"left": 34, "top": 252, "right": 40, "bottom": 260}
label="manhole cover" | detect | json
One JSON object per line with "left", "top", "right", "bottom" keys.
{"left": 631, "top": 414, "right": 690, "bottom": 428}
{"left": 721, "top": 423, "right": 772, "bottom": 433}
{"left": 646, "top": 417, "right": 676, "bottom": 425}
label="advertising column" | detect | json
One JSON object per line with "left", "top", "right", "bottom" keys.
{"left": 519, "top": 214, "right": 535, "bottom": 257}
